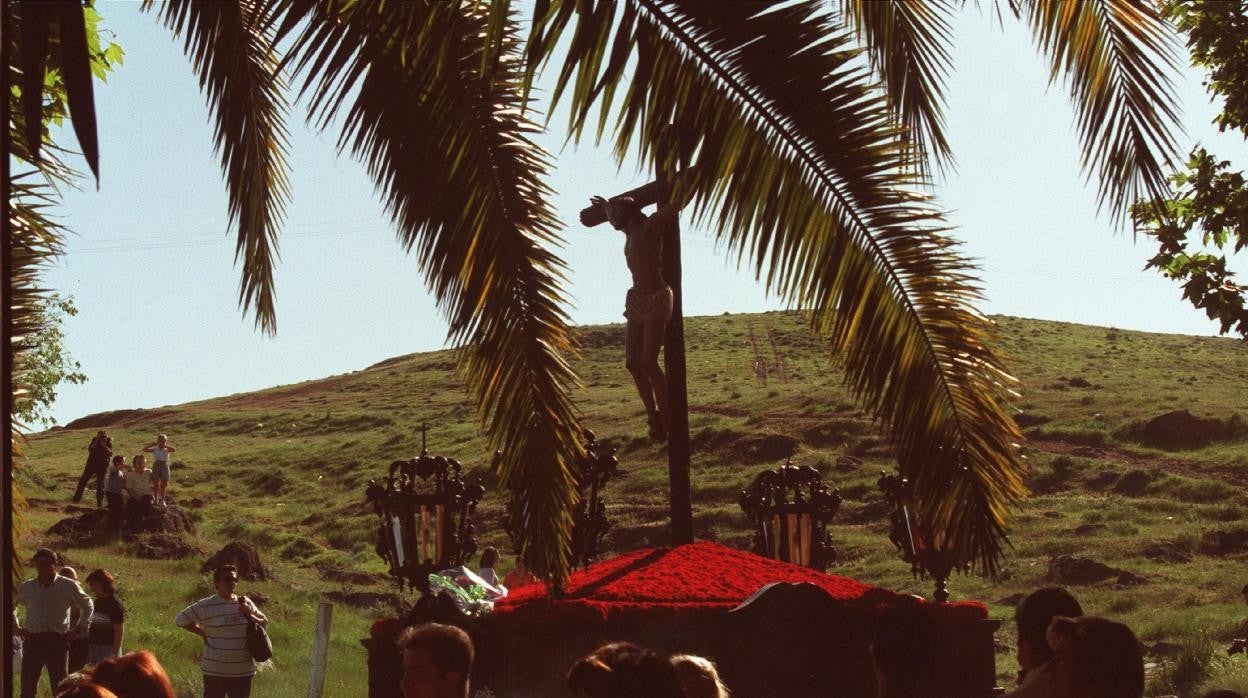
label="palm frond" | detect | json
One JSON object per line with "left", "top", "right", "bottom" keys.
{"left": 147, "top": 0, "right": 292, "bottom": 335}
{"left": 8, "top": 173, "right": 68, "bottom": 593}
{"left": 275, "top": 0, "right": 584, "bottom": 585}
{"left": 1021, "top": 0, "right": 1183, "bottom": 215}
{"left": 528, "top": 0, "right": 1027, "bottom": 574}
{"left": 839, "top": 0, "right": 957, "bottom": 176}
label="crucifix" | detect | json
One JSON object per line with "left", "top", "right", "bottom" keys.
{"left": 580, "top": 175, "right": 694, "bottom": 545}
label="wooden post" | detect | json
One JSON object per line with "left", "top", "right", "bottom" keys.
{"left": 307, "top": 602, "right": 333, "bottom": 698}
{"left": 579, "top": 177, "right": 694, "bottom": 545}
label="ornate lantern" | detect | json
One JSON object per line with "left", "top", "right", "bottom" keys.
{"left": 365, "top": 427, "right": 486, "bottom": 593}
{"left": 504, "top": 428, "right": 619, "bottom": 571}
{"left": 739, "top": 459, "right": 842, "bottom": 570}
{"left": 877, "top": 468, "right": 969, "bottom": 603}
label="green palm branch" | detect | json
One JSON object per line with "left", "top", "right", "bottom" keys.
{"left": 8, "top": 174, "right": 68, "bottom": 591}
{"left": 147, "top": 0, "right": 292, "bottom": 335}
{"left": 268, "top": 0, "right": 584, "bottom": 582}
{"left": 837, "top": 0, "right": 957, "bottom": 176}
{"left": 1015, "top": 0, "right": 1183, "bottom": 215}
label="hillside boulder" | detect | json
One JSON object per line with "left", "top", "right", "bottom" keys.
{"left": 202, "top": 542, "right": 269, "bottom": 581}
{"left": 135, "top": 533, "right": 199, "bottom": 560}
{"left": 1046, "top": 555, "right": 1146, "bottom": 586}
{"left": 128, "top": 505, "right": 196, "bottom": 536}
{"left": 1137, "top": 410, "right": 1226, "bottom": 450}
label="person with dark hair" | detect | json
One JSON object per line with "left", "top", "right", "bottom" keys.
{"left": 58, "top": 568, "right": 91, "bottom": 673}
{"left": 477, "top": 547, "right": 501, "bottom": 588}
{"left": 87, "top": 650, "right": 176, "bottom": 698}
{"left": 73, "top": 431, "right": 112, "bottom": 507}
{"left": 1047, "top": 616, "right": 1144, "bottom": 698}
{"left": 501, "top": 556, "right": 539, "bottom": 591}
{"left": 103, "top": 456, "right": 127, "bottom": 528}
{"left": 871, "top": 603, "right": 938, "bottom": 698}
{"left": 1202, "top": 689, "right": 1244, "bottom": 698}
{"left": 14, "top": 548, "right": 93, "bottom": 698}
{"left": 176, "top": 565, "right": 268, "bottom": 698}
{"left": 84, "top": 569, "right": 125, "bottom": 665}
{"left": 588, "top": 192, "right": 682, "bottom": 443}
{"left": 397, "top": 623, "right": 474, "bottom": 698}
{"left": 1007, "top": 587, "right": 1084, "bottom": 697}
{"left": 566, "top": 641, "right": 686, "bottom": 698}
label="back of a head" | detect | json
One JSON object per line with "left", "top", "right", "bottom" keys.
{"left": 397, "top": 623, "right": 474, "bottom": 687}
{"left": 88, "top": 650, "right": 176, "bottom": 698}
{"left": 671, "top": 653, "right": 731, "bottom": 698}
{"left": 55, "top": 683, "right": 119, "bottom": 698}
{"left": 567, "top": 642, "right": 686, "bottom": 698}
{"left": 1016, "top": 587, "right": 1083, "bottom": 664}
{"left": 1202, "top": 690, "right": 1244, "bottom": 698}
{"left": 872, "top": 604, "right": 938, "bottom": 698}
{"left": 1047, "top": 616, "right": 1144, "bottom": 698}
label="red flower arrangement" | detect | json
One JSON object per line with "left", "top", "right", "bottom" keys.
{"left": 492, "top": 542, "right": 987, "bottom": 626}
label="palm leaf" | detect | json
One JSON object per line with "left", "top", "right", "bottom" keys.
{"left": 1019, "top": 0, "right": 1183, "bottom": 215}
{"left": 274, "top": 0, "right": 584, "bottom": 585}
{"left": 838, "top": 0, "right": 957, "bottom": 176}
{"left": 146, "top": 0, "right": 292, "bottom": 335}
{"left": 528, "top": 0, "right": 1027, "bottom": 574}
{"left": 8, "top": 173, "right": 68, "bottom": 593}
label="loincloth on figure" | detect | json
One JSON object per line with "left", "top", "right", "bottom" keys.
{"left": 624, "top": 285, "right": 673, "bottom": 324}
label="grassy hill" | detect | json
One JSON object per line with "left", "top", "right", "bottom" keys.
{"left": 17, "top": 312, "right": 1248, "bottom": 697}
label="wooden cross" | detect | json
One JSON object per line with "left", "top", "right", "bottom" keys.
{"left": 580, "top": 178, "right": 694, "bottom": 545}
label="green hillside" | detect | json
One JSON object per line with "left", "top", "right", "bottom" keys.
{"left": 17, "top": 312, "right": 1248, "bottom": 697}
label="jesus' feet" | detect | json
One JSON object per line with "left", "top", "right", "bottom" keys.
{"left": 648, "top": 411, "right": 668, "bottom": 444}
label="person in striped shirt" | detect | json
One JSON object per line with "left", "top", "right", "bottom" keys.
{"left": 175, "top": 565, "right": 267, "bottom": 698}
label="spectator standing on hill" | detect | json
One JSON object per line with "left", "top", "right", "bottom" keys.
{"left": 1007, "top": 587, "right": 1084, "bottom": 698}
{"left": 14, "top": 548, "right": 93, "bottom": 698}
{"left": 176, "top": 565, "right": 268, "bottom": 698}
{"left": 58, "top": 568, "right": 91, "bottom": 673}
{"left": 73, "top": 431, "right": 113, "bottom": 507}
{"left": 143, "top": 434, "right": 177, "bottom": 509}
{"left": 124, "top": 455, "right": 154, "bottom": 525}
{"left": 84, "top": 569, "right": 125, "bottom": 665}
{"left": 103, "top": 456, "right": 127, "bottom": 528}
{"left": 398, "top": 623, "right": 474, "bottom": 698}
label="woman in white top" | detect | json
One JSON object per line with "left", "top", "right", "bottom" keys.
{"left": 143, "top": 434, "right": 177, "bottom": 508}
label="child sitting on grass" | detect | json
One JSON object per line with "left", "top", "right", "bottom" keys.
{"left": 123, "top": 455, "right": 154, "bottom": 524}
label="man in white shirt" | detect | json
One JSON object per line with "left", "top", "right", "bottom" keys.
{"left": 176, "top": 564, "right": 268, "bottom": 698}
{"left": 1005, "top": 587, "right": 1084, "bottom": 698}
{"left": 14, "top": 548, "right": 93, "bottom": 698}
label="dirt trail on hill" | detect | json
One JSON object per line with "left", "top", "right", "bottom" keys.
{"left": 1029, "top": 438, "right": 1248, "bottom": 489}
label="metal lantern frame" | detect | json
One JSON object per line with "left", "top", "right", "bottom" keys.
{"left": 877, "top": 468, "right": 969, "bottom": 603}
{"left": 739, "top": 459, "right": 842, "bottom": 570}
{"left": 366, "top": 436, "right": 486, "bottom": 593}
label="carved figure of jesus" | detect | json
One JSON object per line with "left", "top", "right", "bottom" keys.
{"left": 590, "top": 194, "right": 681, "bottom": 443}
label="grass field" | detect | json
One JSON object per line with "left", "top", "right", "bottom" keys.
{"left": 15, "top": 311, "right": 1248, "bottom": 697}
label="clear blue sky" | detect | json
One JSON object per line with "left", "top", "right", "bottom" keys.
{"left": 40, "top": 2, "right": 1245, "bottom": 426}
